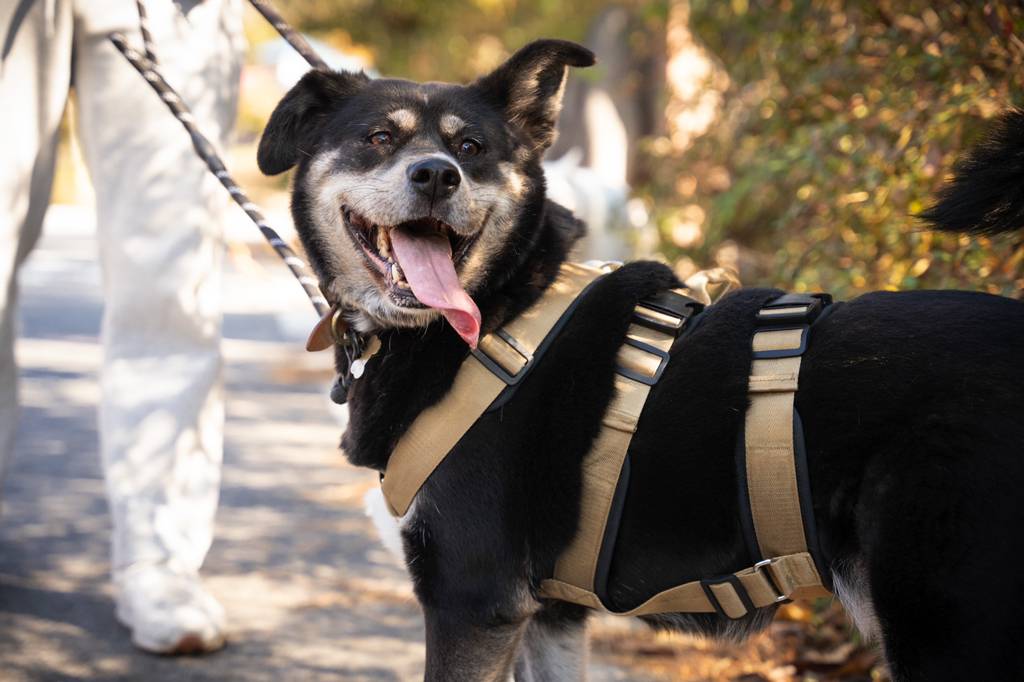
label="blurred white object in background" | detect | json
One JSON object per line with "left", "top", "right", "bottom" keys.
{"left": 543, "top": 6, "right": 661, "bottom": 262}
{"left": 544, "top": 149, "right": 630, "bottom": 262}
{"left": 582, "top": 87, "right": 630, "bottom": 190}
{"left": 546, "top": 76, "right": 634, "bottom": 262}
{"left": 260, "top": 37, "right": 377, "bottom": 89}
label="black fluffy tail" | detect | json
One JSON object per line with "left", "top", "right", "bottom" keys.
{"left": 919, "top": 108, "right": 1024, "bottom": 235}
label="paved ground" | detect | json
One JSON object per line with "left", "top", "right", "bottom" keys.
{"left": 0, "top": 206, "right": 656, "bottom": 681}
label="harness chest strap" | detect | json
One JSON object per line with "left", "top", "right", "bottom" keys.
{"left": 539, "top": 293, "right": 832, "bottom": 618}
{"left": 380, "top": 263, "right": 699, "bottom": 517}
{"left": 380, "top": 262, "right": 610, "bottom": 517}
{"left": 540, "top": 552, "right": 824, "bottom": 618}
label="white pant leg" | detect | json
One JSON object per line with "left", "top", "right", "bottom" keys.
{"left": 71, "top": 0, "right": 244, "bottom": 573}
{"left": 0, "top": 0, "right": 74, "bottom": 496}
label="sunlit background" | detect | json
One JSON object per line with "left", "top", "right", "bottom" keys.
{"left": 29, "top": 1, "right": 1024, "bottom": 680}
{"left": 55, "top": 1, "right": 1024, "bottom": 299}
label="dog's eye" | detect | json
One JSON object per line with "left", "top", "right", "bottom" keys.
{"left": 458, "top": 138, "right": 482, "bottom": 157}
{"left": 368, "top": 131, "right": 392, "bottom": 146}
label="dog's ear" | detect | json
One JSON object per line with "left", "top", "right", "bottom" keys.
{"left": 257, "top": 69, "right": 369, "bottom": 175}
{"left": 475, "top": 39, "right": 595, "bottom": 151}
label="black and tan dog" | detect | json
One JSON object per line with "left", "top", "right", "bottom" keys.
{"left": 257, "top": 39, "right": 1024, "bottom": 681}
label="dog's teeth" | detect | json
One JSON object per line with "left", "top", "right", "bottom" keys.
{"left": 391, "top": 262, "right": 405, "bottom": 283}
{"left": 396, "top": 279, "right": 411, "bottom": 290}
{"left": 377, "top": 229, "right": 390, "bottom": 257}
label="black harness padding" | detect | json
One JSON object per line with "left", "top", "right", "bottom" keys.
{"left": 484, "top": 274, "right": 612, "bottom": 412}
{"left": 590, "top": 289, "right": 834, "bottom": 613}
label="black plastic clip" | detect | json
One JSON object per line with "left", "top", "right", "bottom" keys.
{"left": 633, "top": 290, "right": 703, "bottom": 337}
{"left": 470, "top": 329, "right": 532, "bottom": 386}
{"left": 755, "top": 293, "right": 830, "bottom": 327}
{"left": 700, "top": 574, "right": 756, "bottom": 620}
{"left": 615, "top": 337, "right": 671, "bottom": 386}
{"left": 750, "top": 326, "right": 809, "bottom": 360}
{"left": 751, "top": 293, "right": 833, "bottom": 360}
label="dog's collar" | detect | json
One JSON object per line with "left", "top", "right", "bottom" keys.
{"left": 306, "top": 303, "right": 352, "bottom": 352}
{"left": 305, "top": 303, "right": 375, "bottom": 405}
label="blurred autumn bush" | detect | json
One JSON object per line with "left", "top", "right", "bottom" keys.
{"left": 275, "top": 0, "right": 625, "bottom": 81}
{"left": 270, "top": 0, "right": 1024, "bottom": 301}
{"left": 647, "top": 0, "right": 1024, "bottom": 298}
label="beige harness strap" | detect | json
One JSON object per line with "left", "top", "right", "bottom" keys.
{"left": 746, "top": 333, "right": 807, "bottom": 558}
{"left": 541, "top": 551, "right": 822, "bottom": 617}
{"left": 381, "top": 262, "right": 608, "bottom": 517}
{"left": 743, "top": 297, "right": 831, "bottom": 600}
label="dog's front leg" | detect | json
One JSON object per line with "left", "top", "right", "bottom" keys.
{"left": 514, "top": 602, "right": 589, "bottom": 681}
{"left": 423, "top": 606, "right": 528, "bottom": 682}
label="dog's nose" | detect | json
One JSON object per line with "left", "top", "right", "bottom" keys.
{"left": 408, "top": 158, "right": 461, "bottom": 200}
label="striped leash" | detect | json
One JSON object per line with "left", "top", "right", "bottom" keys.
{"left": 110, "top": 2, "right": 366, "bottom": 400}
{"left": 108, "top": 33, "right": 331, "bottom": 319}
{"left": 247, "top": 0, "right": 330, "bottom": 71}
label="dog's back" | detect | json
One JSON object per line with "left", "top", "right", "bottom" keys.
{"left": 803, "top": 289, "right": 1024, "bottom": 677}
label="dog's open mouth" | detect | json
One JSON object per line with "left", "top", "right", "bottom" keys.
{"left": 342, "top": 206, "right": 482, "bottom": 347}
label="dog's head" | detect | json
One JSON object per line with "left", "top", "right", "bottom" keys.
{"left": 258, "top": 40, "right": 594, "bottom": 347}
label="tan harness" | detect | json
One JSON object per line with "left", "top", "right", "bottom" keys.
{"left": 379, "top": 262, "right": 832, "bottom": 618}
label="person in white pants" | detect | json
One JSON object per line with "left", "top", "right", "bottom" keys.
{"left": 0, "top": 0, "right": 243, "bottom": 654}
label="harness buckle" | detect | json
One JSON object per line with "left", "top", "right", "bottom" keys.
{"left": 633, "top": 290, "right": 703, "bottom": 337}
{"left": 700, "top": 574, "right": 756, "bottom": 620}
{"left": 753, "top": 558, "right": 791, "bottom": 605}
{"left": 751, "top": 293, "right": 831, "bottom": 360}
{"left": 756, "top": 293, "right": 830, "bottom": 326}
{"left": 615, "top": 337, "right": 670, "bottom": 386}
{"left": 750, "top": 326, "right": 810, "bottom": 360}
{"left": 614, "top": 291, "right": 699, "bottom": 386}
{"left": 471, "top": 329, "right": 533, "bottom": 385}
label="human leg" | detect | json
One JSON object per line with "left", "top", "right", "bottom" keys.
{"left": 72, "top": 0, "right": 244, "bottom": 653}
{"left": 0, "top": 0, "right": 73, "bottom": 507}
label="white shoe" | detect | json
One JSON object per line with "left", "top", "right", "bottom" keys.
{"left": 114, "top": 563, "right": 227, "bottom": 655}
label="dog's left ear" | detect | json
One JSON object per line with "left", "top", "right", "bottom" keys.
{"left": 475, "top": 39, "right": 595, "bottom": 151}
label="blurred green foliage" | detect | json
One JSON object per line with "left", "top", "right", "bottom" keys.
{"left": 648, "top": 0, "right": 1024, "bottom": 296}
{"left": 276, "top": 0, "right": 1023, "bottom": 297}
{"left": 277, "top": 0, "right": 666, "bottom": 82}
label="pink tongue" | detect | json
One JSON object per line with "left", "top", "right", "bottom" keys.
{"left": 390, "top": 226, "right": 481, "bottom": 348}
